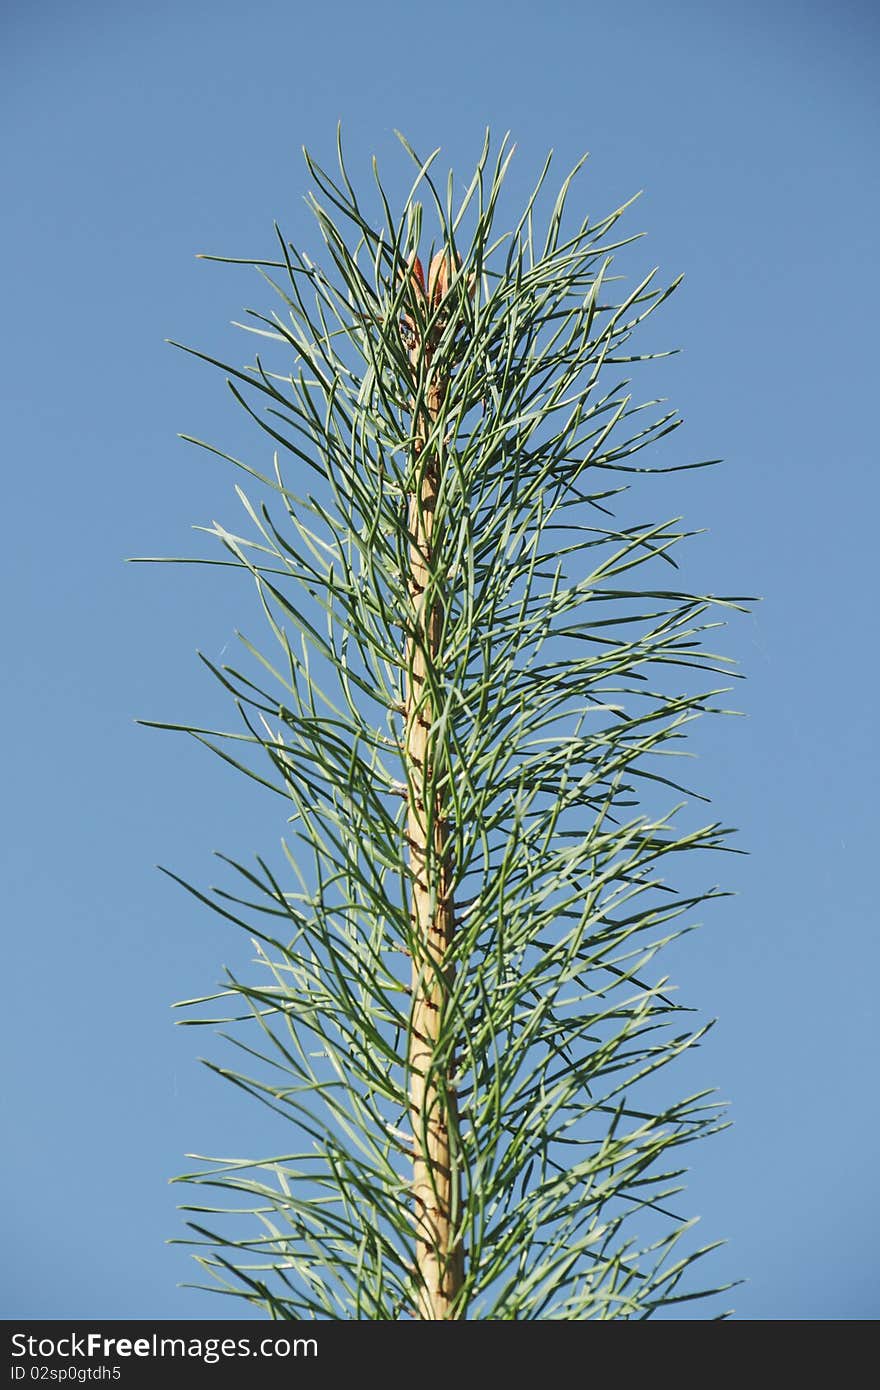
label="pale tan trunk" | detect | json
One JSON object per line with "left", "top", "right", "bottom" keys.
{"left": 406, "top": 377, "right": 463, "bottom": 1319}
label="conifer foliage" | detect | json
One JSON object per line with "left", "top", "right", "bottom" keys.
{"left": 148, "top": 132, "right": 745, "bottom": 1319}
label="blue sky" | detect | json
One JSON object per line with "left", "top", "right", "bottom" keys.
{"left": 2, "top": 0, "right": 877, "bottom": 1320}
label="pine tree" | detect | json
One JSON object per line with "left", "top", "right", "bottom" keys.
{"left": 144, "top": 131, "right": 746, "bottom": 1319}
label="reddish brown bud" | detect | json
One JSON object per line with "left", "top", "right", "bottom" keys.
{"left": 410, "top": 255, "right": 426, "bottom": 296}
{"left": 428, "top": 250, "right": 462, "bottom": 308}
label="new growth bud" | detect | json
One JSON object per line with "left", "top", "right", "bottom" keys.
{"left": 398, "top": 247, "right": 472, "bottom": 370}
